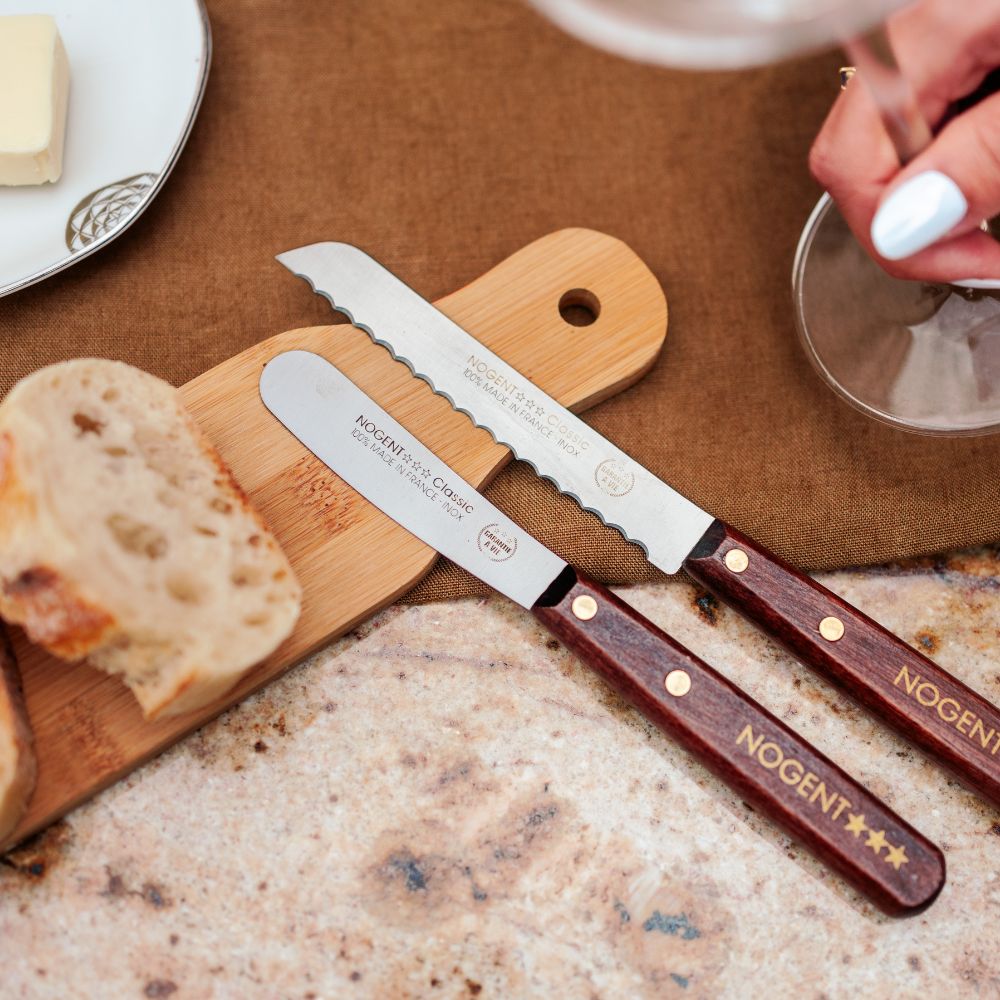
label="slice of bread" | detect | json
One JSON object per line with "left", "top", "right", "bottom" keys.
{"left": 0, "top": 627, "right": 35, "bottom": 845}
{"left": 0, "top": 360, "right": 302, "bottom": 719}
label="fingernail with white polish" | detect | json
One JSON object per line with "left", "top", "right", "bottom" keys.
{"left": 871, "top": 170, "right": 968, "bottom": 261}
{"left": 954, "top": 278, "right": 1000, "bottom": 290}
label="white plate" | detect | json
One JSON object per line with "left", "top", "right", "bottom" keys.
{"left": 0, "top": 0, "right": 211, "bottom": 298}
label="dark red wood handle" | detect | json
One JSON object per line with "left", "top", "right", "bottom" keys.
{"left": 684, "top": 520, "right": 1000, "bottom": 806}
{"left": 532, "top": 569, "right": 944, "bottom": 916}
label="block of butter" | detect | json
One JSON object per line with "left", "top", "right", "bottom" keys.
{"left": 0, "top": 15, "right": 70, "bottom": 186}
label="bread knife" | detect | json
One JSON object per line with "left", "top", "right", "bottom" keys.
{"left": 277, "top": 240, "right": 1000, "bottom": 808}
{"left": 259, "top": 349, "right": 944, "bottom": 916}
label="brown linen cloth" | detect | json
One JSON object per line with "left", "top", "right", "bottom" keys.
{"left": 2, "top": 0, "right": 998, "bottom": 602}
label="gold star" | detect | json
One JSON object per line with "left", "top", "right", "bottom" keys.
{"left": 865, "top": 829, "right": 888, "bottom": 854}
{"left": 844, "top": 813, "right": 867, "bottom": 837}
{"left": 885, "top": 843, "right": 909, "bottom": 870}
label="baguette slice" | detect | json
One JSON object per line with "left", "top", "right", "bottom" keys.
{"left": 0, "top": 627, "right": 35, "bottom": 845}
{"left": 0, "top": 360, "right": 302, "bottom": 719}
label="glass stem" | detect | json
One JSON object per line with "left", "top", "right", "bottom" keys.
{"left": 844, "top": 24, "right": 932, "bottom": 165}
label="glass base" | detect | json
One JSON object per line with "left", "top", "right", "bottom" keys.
{"left": 793, "top": 194, "right": 1000, "bottom": 436}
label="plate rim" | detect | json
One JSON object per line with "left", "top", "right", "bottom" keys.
{"left": 0, "top": 0, "right": 213, "bottom": 299}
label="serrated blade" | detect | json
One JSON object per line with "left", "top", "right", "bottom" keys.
{"left": 259, "top": 350, "right": 567, "bottom": 609}
{"left": 276, "top": 242, "right": 714, "bottom": 573}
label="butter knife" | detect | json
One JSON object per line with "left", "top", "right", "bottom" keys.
{"left": 260, "top": 348, "right": 944, "bottom": 916}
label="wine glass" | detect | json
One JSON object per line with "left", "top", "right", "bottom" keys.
{"left": 527, "top": 0, "right": 1000, "bottom": 434}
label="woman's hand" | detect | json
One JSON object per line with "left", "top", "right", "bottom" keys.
{"left": 810, "top": 0, "right": 1000, "bottom": 285}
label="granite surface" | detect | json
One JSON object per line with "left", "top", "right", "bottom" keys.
{"left": 2, "top": 549, "right": 1000, "bottom": 998}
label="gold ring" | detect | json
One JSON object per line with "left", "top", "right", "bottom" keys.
{"left": 839, "top": 66, "right": 857, "bottom": 90}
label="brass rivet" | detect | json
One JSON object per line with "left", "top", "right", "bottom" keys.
{"left": 665, "top": 669, "right": 692, "bottom": 697}
{"left": 572, "top": 595, "right": 598, "bottom": 621}
{"left": 819, "top": 616, "right": 845, "bottom": 642}
{"left": 724, "top": 549, "right": 749, "bottom": 573}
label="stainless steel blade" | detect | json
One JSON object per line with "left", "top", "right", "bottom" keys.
{"left": 259, "top": 350, "right": 568, "bottom": 609}
{"left": 276, "top": 243, "right": 714, "bottom": 573}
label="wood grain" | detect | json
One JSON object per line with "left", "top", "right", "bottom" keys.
{"left": 4, "top": 228, "right": 667, "bottom": 850}
{"left": 533, "top": 569, "right": 945, "bottom": 916}
{"left": 685, "top": 520, "right": 1000, "bottom": 807}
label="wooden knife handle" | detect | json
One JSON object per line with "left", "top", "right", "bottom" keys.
{"left": 684, "top": 520, "right": 1000, "bottom": 806}
{"left": 532, "top": 569, "right": 944, "bottom": 916}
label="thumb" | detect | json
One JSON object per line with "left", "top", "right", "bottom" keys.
{"left": 870, "top": 91, "right": 1000, "bottom": 281}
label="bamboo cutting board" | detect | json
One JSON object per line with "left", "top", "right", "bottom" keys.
{"left": 4, "top": 228, "right": 668, "bottom": 849}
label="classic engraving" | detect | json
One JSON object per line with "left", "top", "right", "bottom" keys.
{"left": 431, "top": 477, "right": 474, "bottom": 513}
{"left": 477, "top": 523, "right": 518, "bottom": 562}
{"left": 893, "top": 665, "right": 1000, "bottom": 754}
{"left": 594, "top": 458, "right": 635, "bottom": 498}
{"left": 355, "top": 415, "right": 406, "bottom": 456}
{"left": 465, "top": 357, "right": 519, "bottom": 396}
{"left": 462, "top": 355, "right": 592, "bottom": 456}
{"left": 735, "top": 724, "right": 909, "bottom": 867}
{"left": 350, "top": 415, "right": 469, "bottom": 520}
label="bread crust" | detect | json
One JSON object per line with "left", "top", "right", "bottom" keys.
{"left": 0, "top": 360, "right": 302, "bottom": 719}
{"left": 0, "top": 434, "right": 116, "bottom": 658}
{"left": 1, "top": 566, "right": 115, "bottom": 659}
{"left": 0, "top": 627, "right": 36, "bottom": 847}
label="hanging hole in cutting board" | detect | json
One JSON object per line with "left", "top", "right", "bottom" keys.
{"left": 558, "top": 288, "right": 600, "bottom": 327}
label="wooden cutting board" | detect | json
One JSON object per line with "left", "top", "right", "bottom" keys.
{"left": 4, "top": 228, "right": 668, "bottom": 849}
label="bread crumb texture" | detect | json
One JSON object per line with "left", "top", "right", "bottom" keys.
{"left": 0, "top": 360, "right": 302, "bottom": 718}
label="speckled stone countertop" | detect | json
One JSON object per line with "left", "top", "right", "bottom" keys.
{"left": 3, "top": 549, "right": 1000, "bottom": 998}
